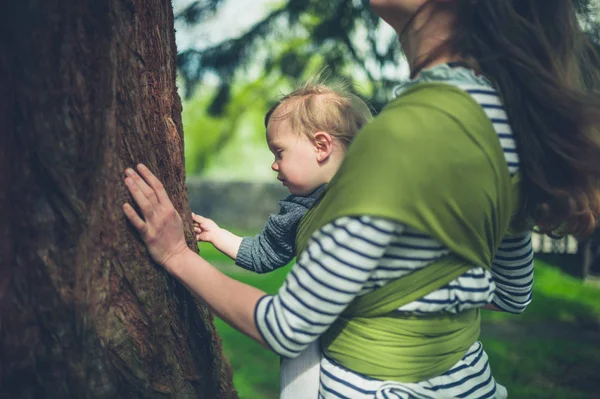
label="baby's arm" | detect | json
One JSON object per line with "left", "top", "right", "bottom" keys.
{"left": 194, "top": 197, "right": 309, "bottom": 273}
{"left": 192, "top": 213, "right": 243, "bottom": 261}
{"left": 235, "top": 225, "right": 296, "bottom": 274}
{"left": 191, "top": 212, "right": 294, "bottom": 272}
{"left": 236, "top": 198, "right": 309, "bottom": 273}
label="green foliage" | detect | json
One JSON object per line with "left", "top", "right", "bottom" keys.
{"left": 177, "top": 0, "right": 402, "bottom": 112}
{"left": 181, "top": 58, "right": 374, "bottom": 176}
{"left": 182, "top": 75, "right": 279, "bottom": 176}
{"left": 182, "top": 86, "right": 226, "bottom": 173}
{"left": 176, "top": 0, "right": 600, "bottom": 112}
{"left": 177, "top": 0, "right": 600, "bottom": 176}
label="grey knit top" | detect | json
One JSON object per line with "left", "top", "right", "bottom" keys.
{"left": 235, "top": 185, "right": 326, "bottom": 273}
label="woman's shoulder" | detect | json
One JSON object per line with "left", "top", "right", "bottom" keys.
{"left": 393, "top": 63, "right": 495, "bottom": 97}
{"left": 368, "top": 82, "right": 493, "bottom": 143}
{"left": 386, "top": 81, "right": 482, "bottom": 110}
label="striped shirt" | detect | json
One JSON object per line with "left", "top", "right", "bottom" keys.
{"left": 255, "top": 66, "right": 534, "bottom": 398}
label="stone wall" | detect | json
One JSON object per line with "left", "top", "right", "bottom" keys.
{"left": 186, "top": 177, "right": 289, "bottom": 231}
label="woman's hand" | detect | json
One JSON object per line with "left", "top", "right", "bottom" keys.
{"left": 122, "top": 164, "right": 191, "bottom": 269}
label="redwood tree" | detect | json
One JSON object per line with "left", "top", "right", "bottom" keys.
{"left": 0, "top": 1, "right": 237, "bottom": 398}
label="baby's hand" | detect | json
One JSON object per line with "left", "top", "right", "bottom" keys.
{"left": 192, "top": 213, "right": 221, "bottom": 243}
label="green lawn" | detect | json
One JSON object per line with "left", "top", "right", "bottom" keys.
{"left": 199, "top": 242, "right": 600, "bottom": 399}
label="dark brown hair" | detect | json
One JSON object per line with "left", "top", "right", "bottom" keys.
{"left": 419, "top": 0, "right": 600, "bottom": 238}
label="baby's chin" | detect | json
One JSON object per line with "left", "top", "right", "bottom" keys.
{"left": 286, "top": 186, "right": 304, "bottom": 196}
{"left": 288, "top": 185, "right": 320, "bottom": 197}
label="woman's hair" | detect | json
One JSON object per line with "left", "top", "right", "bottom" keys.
{"left": 419, "top": 0, "right": 600, "bottom": 238}
{"left": 265, "top": 75, "right": 373, "bottom": 148}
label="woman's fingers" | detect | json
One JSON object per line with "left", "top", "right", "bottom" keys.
{"left": 126, "top": 168, "right": 159, "bottom": 206}
{"left": 122, "top": 163, "right": 190, "bottom": 267}
{"left": 123, "top": 203, "right": 146, "bottom": 233}
{"left": 136, "top": 164, "right": 172, "bottom": 205}
{"left": 124, "top": 176, "right": 153, "bottom": 215}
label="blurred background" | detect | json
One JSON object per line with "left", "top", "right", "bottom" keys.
{"left": 173, "top": 1, "right": 600, "bottom": 398}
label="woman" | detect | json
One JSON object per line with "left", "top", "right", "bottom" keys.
{"left": 123, "top": 1, "right": 600, "bottom": 397}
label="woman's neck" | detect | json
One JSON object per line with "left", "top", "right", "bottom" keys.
{"left": 399, "top": 4, "right": 463, "bottom": 78}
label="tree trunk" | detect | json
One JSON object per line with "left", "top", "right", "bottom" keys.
{"left": 0, "top": 1, "right": 237, "bottom": 398}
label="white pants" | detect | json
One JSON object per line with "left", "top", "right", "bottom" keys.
{"left": 279, "top": 340, "right": 322, "bottom": 399}
{"left": 279, "top": 341, "right": 509, "bottom": 399}
{"left": 495, "top": 383, "right": 508, "bottom": 398}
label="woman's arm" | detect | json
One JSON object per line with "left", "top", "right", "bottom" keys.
{"left": 255, "top": 216, "right": 396, "bottom": 357}
{"left": 488, "top": 232, "right": 535, "bottom": 313}
{"left": 165, "top": 249, "right": 267, "bottom": 344}
{"left": 122, "top": 164, "right": 267, "bottom": 346}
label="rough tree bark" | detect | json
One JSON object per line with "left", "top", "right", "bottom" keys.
{"left": 0, "top": 1, "right": 237, "bottom": 398}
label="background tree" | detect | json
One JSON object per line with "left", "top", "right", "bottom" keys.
{"left": 176, "top": 0, "right": 600, "bottom": 176}
{"left": 176, "top": 0, "right": 600, "bottom": 277}
{"left": 176, "top": 0, "right": 403, "bottom": 113}
{"left": 0, "top": 1, "right": 237, "bottom": 398}
{"left": 175, "top": 0, "right": 600, "bottom": 112}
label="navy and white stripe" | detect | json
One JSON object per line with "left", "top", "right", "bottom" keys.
{"left": 460, "top": 84, "right": 520, "bottom": 176}
{"left": 256, "top": 76, "right": 533, "bottom": 398}
{"left": 490, "top": 232, "right": 534, "bottom": 313}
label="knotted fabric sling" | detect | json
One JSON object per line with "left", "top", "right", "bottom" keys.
{"left": 295, "top": 82, "right": 521, "bottom": 383}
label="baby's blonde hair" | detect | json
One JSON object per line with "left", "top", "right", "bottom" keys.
{"left": 265, "top": 76, "right": 373, "bottom": 148}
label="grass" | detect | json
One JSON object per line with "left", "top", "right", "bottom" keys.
{"left": 199, "top": 241, "right": 289, "bottom": 399}
{"left": 483, "top": 338, "right": 600, "bottom": 399}
{"left": 199, "top": 241, "right": 600, "bottom": 399}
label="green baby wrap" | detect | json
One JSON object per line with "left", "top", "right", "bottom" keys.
{"left": 296, "top": 83, "right": 519, "bottom": 382}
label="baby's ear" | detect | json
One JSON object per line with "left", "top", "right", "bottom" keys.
{"left": 313, "top": 131, "right": 334, "bottom": 162}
